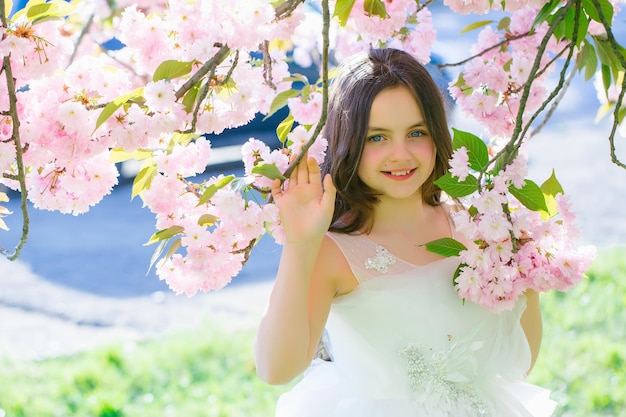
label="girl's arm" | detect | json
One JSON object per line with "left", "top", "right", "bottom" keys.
{"left": 254, "top": 156, "right": 338, "bottom": 385}
{"left": 520, "top": 289, "right": 542, "bottom": 373}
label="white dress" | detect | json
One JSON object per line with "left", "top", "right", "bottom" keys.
{"left": 275, "top": 228, "right": 557, "bottom": 417}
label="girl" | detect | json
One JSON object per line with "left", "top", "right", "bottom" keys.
{"left": 255, "top": 48, "right": 556, "bottom": 417}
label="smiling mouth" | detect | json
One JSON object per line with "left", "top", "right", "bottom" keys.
{"left": 384, "top": 168, "right": 416, "bottom": 177}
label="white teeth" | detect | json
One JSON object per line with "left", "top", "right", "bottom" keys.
{"left": 389, "top": 170, "right": 411, "bottom": 176}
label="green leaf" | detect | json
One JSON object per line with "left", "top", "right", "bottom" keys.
{"left": 4, "top": 0, "right": 13, "bottom": 19}
{"left": 578, "top": 40, "right": 598, "bottom": 81}
{"left": 231, "top": 176, "right": 255, "bottom": 193}
{"left": 582, "top": 0, "right": 614, "bottom": 23}
{"left": 182, "top": 82, "right": 201, "bottom": 113}
{"left": 147, "top": 237, "right": 182, "bottom": 274}
{"left": 601, "top": 63, "right": 612, "bottom": 92}
{"left": 532, "top": 0, "right": 561, "bottom": 29}
{"left": 460, "top": 20, "right": 494, "bottom": 34}
{"left": 283, "top": 73, "right": 310, "bottom": 85}
{"left": 452, "top": 129, "right": 489, "bottom": 172}
{"left": 171, "top": 132, "right": 199, "bottom": 147}
{"left": 540, "top": 169, "right": 564, "bottom": 197}
{"left": 595, "top": 103, "right": 615, "bottom": 125}
{"left": 558, "top": 6, "right": 588, "bottom": 45}
{"left": 198, "top": 214, "right": 218, "bottom": 227}
{"left": 131, "top": 164, "right": 157, "bottom": 199}
{"left": 26, "top": 0, "right": 74, "bottom": 22}
{"left": 333, "top": 0, "right": 357, "bottom": 26}
{"left": 251, "top": 163, "right": 287, "bottom": 181}
{"left": 197, "top": 175, "right": 235, "bottom": 206}
{"left": 153, "top": 60, "right": 193, "bottom": 82}
{"left": 497, "top": 16, "right": 511, "bottom": 31}
{"left": 540, "top": 170, "right": 564, "bottom": 218}
{"left": 144, "top": 225, "right": 184, "bottom": 246}
{"left": 452, "top": 262, "right": 466, "bottom": 289}
{"left": 263, "top": 89, "right": 300, "bottom": 121}
{"left": 109, "top": 148, "right": 153, "bottom": 163}
{"left": 509, "top": 179, "right": 549, "bottom": 212}
{"left": 94, "top": 88, "right": 144, "bottom": 132}
{"left": 147, "top": 240, "right": 167, "bottom": 272}
{"left": 423, "top": 237, "right": 468, "bottom": 258}
{"left": 595, "top": 37, "right": 621, "bottom": 71}
{"left": 364, "top": 0, "right": 386, "bottom": 19}
{"left": 491, "top": 145, "right": 518, "bottom": 175}
{"left": 435, "top": 173, "right": 479, "bottom": 198}
{"left": 276, "top": 114, "right": 295, "bottom": 144}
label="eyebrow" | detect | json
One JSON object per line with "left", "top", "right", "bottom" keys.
{"left": 367, "top": 122, "right": 428, "bottom": 133}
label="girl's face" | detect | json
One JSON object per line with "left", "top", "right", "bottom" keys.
{"left": 357, "top": 86, "right": 436, "bottom": 203}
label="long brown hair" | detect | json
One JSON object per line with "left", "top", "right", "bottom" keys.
{"left": 321, "top": 48, "right": 453, "bottom": 233}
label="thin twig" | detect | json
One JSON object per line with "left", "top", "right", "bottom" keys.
{"left": 516, "top": 3, "right": 579, "bottom": 147}
{"left": 438, "top": 32, "right": 532, "bottom": 69}
{"left": 415, "top": 0, "right": 438, "bottom": 15}
{"left": 531, "top": 67, "right": 576, "bottom": 138}
{"left": 261, "top": 40, "right": 276, "bottom": 90}
{"left": 483, "top": 0, "right": 575, "bottom": 184}
{"left": 67, "top": 13, "right": 94, "bottom": 67}
{"left": 281, "top": 0, "right": 330, "bottom": 179}
{"left": 274, "top": 0, "right": 306, "bottom": 20}
{"left": 174, "top": 44, "right": 231, "bottom": 100}
{"left": 1, "top": 53, "right": 30, "bottom": 260}
{"left": 509, "top": 41, "right": 572, "bottom": 96}
{"left": 590, "top": 0, "right": 626, "bottom": 169}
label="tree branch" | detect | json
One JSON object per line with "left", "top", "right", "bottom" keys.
{"left": 485, "top": 0, "right": 575, "bottom": 180}
{"left": 590, "top": 0, "right": 626, "bottom": 169}
{"left": 1, "top": 17, "right": 31, "bottom": 260}
{"left": 531, "top": 66, "right": 576, "bottom": 138}
{"left": 274, "top": 0, "right": 306, "bottom": 20}
{"left": 174, "top": 44, "right": 231, "bottom": 100}
{"left": 438, "top": 31, "right": 532, "bottom": 69}
{"left": 67, "top": 13, "right": 94, "bottom": 68}
{"left": 281, "top": 0, "right": 330, "bottom": 180}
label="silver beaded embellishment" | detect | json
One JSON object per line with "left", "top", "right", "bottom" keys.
{"left": 364, "top": 245, "right": 396, "bottom": 274}
{"left": 399, "top": 344, "right": 491, "bottom": 416}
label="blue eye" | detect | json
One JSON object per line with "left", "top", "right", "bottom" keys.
{"left": 368, "top": 134, "right": 385, "bottom": 142}
{"left": 409, "top": 131, "right": 425, "bottom": 138}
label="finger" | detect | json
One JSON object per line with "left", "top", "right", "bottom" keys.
{"left": 270, "top": 178, "right": 282, "bottom": 202}
{"left": 321, "top": 174, "right": 337, "bottom": 212}
{"left": 307, "top": 157, "right": 322, "bottom": 186}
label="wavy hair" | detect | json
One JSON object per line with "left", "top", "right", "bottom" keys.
{"left": 321, "top": 48, "right": 453, "bottom": 234}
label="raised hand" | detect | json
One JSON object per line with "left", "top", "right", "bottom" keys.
{"left": 270, "top": 154, "right": 337, "bottom": 245}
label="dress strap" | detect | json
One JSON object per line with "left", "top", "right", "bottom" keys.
{"left": 327, "top": 232, "right": 384, "bottom": 283}
{"left": 327, "top": 232, "right": 416, "bottom": 283}
{"left": 327, "top": 201, "right": 464, "bottom": 284}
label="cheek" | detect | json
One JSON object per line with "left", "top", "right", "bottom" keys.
{"left": 411, "top": 139, "right": 436, "bottom": 161}
{"left": 357, "top": 149, "right": 377, "bottom": 180}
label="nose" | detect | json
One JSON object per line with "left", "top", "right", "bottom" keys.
{"left": 388, "top": 138, "right": 411, "bottom": 161}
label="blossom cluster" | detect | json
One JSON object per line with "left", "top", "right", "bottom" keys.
{"left": 448, "top": 6, "right": 561, "bottom": 139}
{"left": 291, "top": 0, "right": 436, "bottom": 67}
{"left": 446, "top": 145, "right": 596, "bottom": 313}
{"left": 449, "top": 0, "right": 624, "bottom": 140}
{"left": 1, "top": 0, "right": 617, "bottom": 297}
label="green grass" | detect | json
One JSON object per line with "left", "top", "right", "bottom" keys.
{"left": 0, "top": 247, "right": 624, "bottom": 417}
{"left": 0, "top": 326, "right": 288, "bottom": 417}
{"left": 528, "top": 246, "right": 626, "bottom": 417}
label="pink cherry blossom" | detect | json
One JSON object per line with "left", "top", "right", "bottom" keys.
{"left": 449, "top": 146, "right": 470, "bottom": 181}
{"left": 144, "top": 80, "right": 177, "bottom": 113}
{"left": 288, "top": 91, "right": 323, "bottom": 125}
{"left": 0, "top": 0, "right": 604, "bottom": 303}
